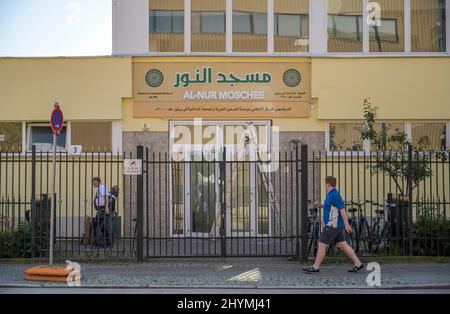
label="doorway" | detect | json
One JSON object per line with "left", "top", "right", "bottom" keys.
{"left": 169, "top": 120, "right": 271, "bottom": 238}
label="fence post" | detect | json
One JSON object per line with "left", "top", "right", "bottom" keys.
{"left": 294, "top": 142, "right": 300, "bottom": 258}
{"left": 220, "top": 147, "right": 227, "bottom": 259}
{"left": 300, "top": 145, "right": 309, "bottom": 261}
{"left": 407, "top": 144, "right": 413, "bottom": 256}
{"left": 136, "top": 145, "right": 144, "bottom": 262}
{"left": 30, "top": 145, "right": 36, "bottom": 258}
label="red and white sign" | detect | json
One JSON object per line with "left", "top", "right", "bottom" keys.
{"left": 124, "top": 159, "right": 143, "bottom": 175}
{"left": 50, "top": 103, "right": 64, "bottom": 135}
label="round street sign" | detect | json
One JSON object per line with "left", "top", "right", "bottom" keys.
{"left": 51, "top": 103, "right": 64, "bottom": 135}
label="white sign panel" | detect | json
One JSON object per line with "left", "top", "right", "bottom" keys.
{"left": 68, "top": 145, "right": 82, "bottom": 156}
{"left": 0, "top": 134, "right": 5, "bottom": 142}
{"left": 124, "top": 159, "right": 142, "bottom": 175}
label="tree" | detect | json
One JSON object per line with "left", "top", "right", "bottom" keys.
{"left": 359, "top": 98, "right": 446, "bottom": 196}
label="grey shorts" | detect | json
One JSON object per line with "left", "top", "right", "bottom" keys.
{"left": 319, "top": 226, "right": 346, "bottom": 245}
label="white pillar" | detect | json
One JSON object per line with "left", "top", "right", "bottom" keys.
{"left": 226, "top": 0, "right": 233, "bottom": 53}
{"left": 112, "top": 0, "right": 149, "bottom": 55}
{"left": 310, "top": 0, "right": 327, "bottom": 54}
{"left": 404, "top": 0, "right": 411, "bottom": 53}
{"left": 268, "top": 0, "right": 274, "bottom": 53}
{"left": 363, "top": 0, "right": 369, "bottom": 53}
{"left": 184, "top": 0, "right": 191, "bottom": 52}
{"left": 446, "top": 0, "right": 450, "bottom": 53}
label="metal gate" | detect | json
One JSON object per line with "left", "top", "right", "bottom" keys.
{"left": 138, "top": 144, "right": 310, "bottom": 259}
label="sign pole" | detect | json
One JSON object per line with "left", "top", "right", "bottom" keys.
{"left": 49, "top": 132, "right": 57, "bottom": 267}
{"left": 49, "top": 102, "right": 63, "bottom": 268}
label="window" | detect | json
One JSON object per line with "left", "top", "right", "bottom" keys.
{"left": 0, "top": 123, "right": 22, "bottom": 152}
{"left": 411, "top": 0, "right": 446, "bottom": 52}
{"left": 329, "top": 122, "right": 448, "bottom": 152}
{"left": 71, "top": 122, "right": 112, "bottom": 153}
{"left": 369, "top": 0, "right": 404, "bottom": 52}
{"left": 27, "top": 124, "right": 67, "bottom": 151}
{"left": 233, "top": 0, "right": 268, "bottom": 52}
{"left": 329, "top": 123, "right": 364, "bottom": 151}
{"left": 149, "top": 0, "right": 184, "bottom": 52}
{"left": 371, "top": 122, "right": 405, "bottom": 151}
{"left": 274, "top": 0, "right": 309, "bottom": 52}
{"left": 327, "top": 0, "right": 363, "bottom": 52}
{"left": 150, "top": 11, "right": 183, "bottom": 33}
{"left": 191, "top": 0, "right": 226, "bottom": 52}
{"left": 412, "top": 122, "right": 447, "bottom": 150}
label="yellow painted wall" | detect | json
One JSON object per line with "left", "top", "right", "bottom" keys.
{"left": 312, "top": 58, "right": 450, "bottom": 120}
{"left": 0, "top": 57, "right": 132, "bottom": 121}
{"left": 1, "top": 56, "right": 450, "bottom": 130}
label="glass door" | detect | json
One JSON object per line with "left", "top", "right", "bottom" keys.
{"left": 187, "top": 150, "right": 219, "bottom": 237}
{"left": 170, "top": 121, "right": 271, "bottom": 238}
{"left": 225, "top": 148, "right": 257, "bottom": 237}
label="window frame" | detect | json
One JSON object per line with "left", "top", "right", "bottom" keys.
{"left": 275, "top": 12, "right": 309, "bottom": 38}
{"left": 326, "top": 120, "right": 449, "bottom": 154}
{"left": 144, "top": 0, "right": 450, "bottom": 55}
{"left": 26, "top": 122, "right": 70, "bottom": 152}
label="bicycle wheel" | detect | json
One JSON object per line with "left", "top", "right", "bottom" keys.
{"left": 307, "top": 222, "right": 319, "bottom": 256}
{"left": 347, "top": 220, "right": 359, "bottom": 253}
{"left": 371, "top": 222, "right": 381, "bottom": 253}
{"left": 359, "top": 218, "right": 372, "bottom": 254}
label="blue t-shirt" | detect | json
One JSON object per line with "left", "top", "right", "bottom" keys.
{"left": 323, "top": 188, "right": 346, "bottom": 229}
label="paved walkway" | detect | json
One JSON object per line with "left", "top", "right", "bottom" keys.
{"left": 0, "top": 258, "right": 449, "bottom": 289}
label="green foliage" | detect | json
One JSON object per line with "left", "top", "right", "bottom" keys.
{"left": 0, "top": 222, "right": 49, "bottom": 258}
{"left": 359, "top": 98, "right": 447, "bottom": 195}
{"left": 0, "top": 122, "right": 22, "bottom": 151}
{"left": 413, "top": 204, "right": 450, "bottom": 256}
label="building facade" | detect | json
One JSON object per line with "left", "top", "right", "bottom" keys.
{"left": 0, "top": 0, "right": 450, "bottom": 255}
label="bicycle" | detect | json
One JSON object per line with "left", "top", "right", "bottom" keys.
{"left": 307, "top": 206, "right": 321, "bottom": 256}
{"left": 345, "top": 200, "right": 372, "bottom": 254}
{"left": 370, "top": 200, "right": 391, "bottom": 253}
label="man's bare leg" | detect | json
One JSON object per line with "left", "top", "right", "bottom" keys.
{"left": 336, "top": 241, "right": 362, "bottom": 266}
{"left": 312, "top": 242, "right": 328, "bottom": 269}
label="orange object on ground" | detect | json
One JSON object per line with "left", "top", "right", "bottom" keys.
{"left": 24, "top": 274, "right": 79, "bottom": 283}
{"left": 24, "top": 265, "right": 74, "bottom": 277}
{"left": 24, "top": 265, "right": 80, "bottom": 283}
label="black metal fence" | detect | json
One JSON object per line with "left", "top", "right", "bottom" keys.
{"left": 0, "top": 144, "right": 449, "bottom": 260}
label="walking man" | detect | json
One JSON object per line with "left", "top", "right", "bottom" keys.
{"left": 303, "top": 176, "right": 364, "bottom": 273}
{"left": 92, "top": 177, "right": 109, "bottom": 247}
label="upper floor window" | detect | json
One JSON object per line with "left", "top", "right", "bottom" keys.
{"left": 327, "top": 0, "right": 363, "bottom": 52}
{"left": 150, "top": 11, "right": 184, "bottom": 33}
{"left": 233, "top": 0, "right": 268, "bottom": 52}
{"left": 274, "top": 0, "right": 309, "bottom": 52}
{"left": 146, "top": 0, "right": 449, "bottom": 54}
{"left": 149, "top": 0, "right": 184, "bottom": 52}
{"left": 191, "top": 0, "right": 226, "bottom": 52}
{"left": 411, "top": 0, "right": 446, "bottom": 52}
{"left": 369, "top": 0, "right": 404, "bottom": 52}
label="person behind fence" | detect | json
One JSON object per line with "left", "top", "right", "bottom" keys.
{"left": 92, "top": 177, "right": 109, "bottom": 248}
{"left": 105, "top": 185, "right": 119, "bottom": 247}
{"left": 303, "top": 176, "right": 365, "bottom": 274}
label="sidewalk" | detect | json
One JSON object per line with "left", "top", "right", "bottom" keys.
{"left": 1, "top": 258, "right": 449, "bottom": 289}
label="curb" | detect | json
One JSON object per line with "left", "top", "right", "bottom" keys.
{"left": 1, "top": 283, "right": 450, "bottom": 290}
